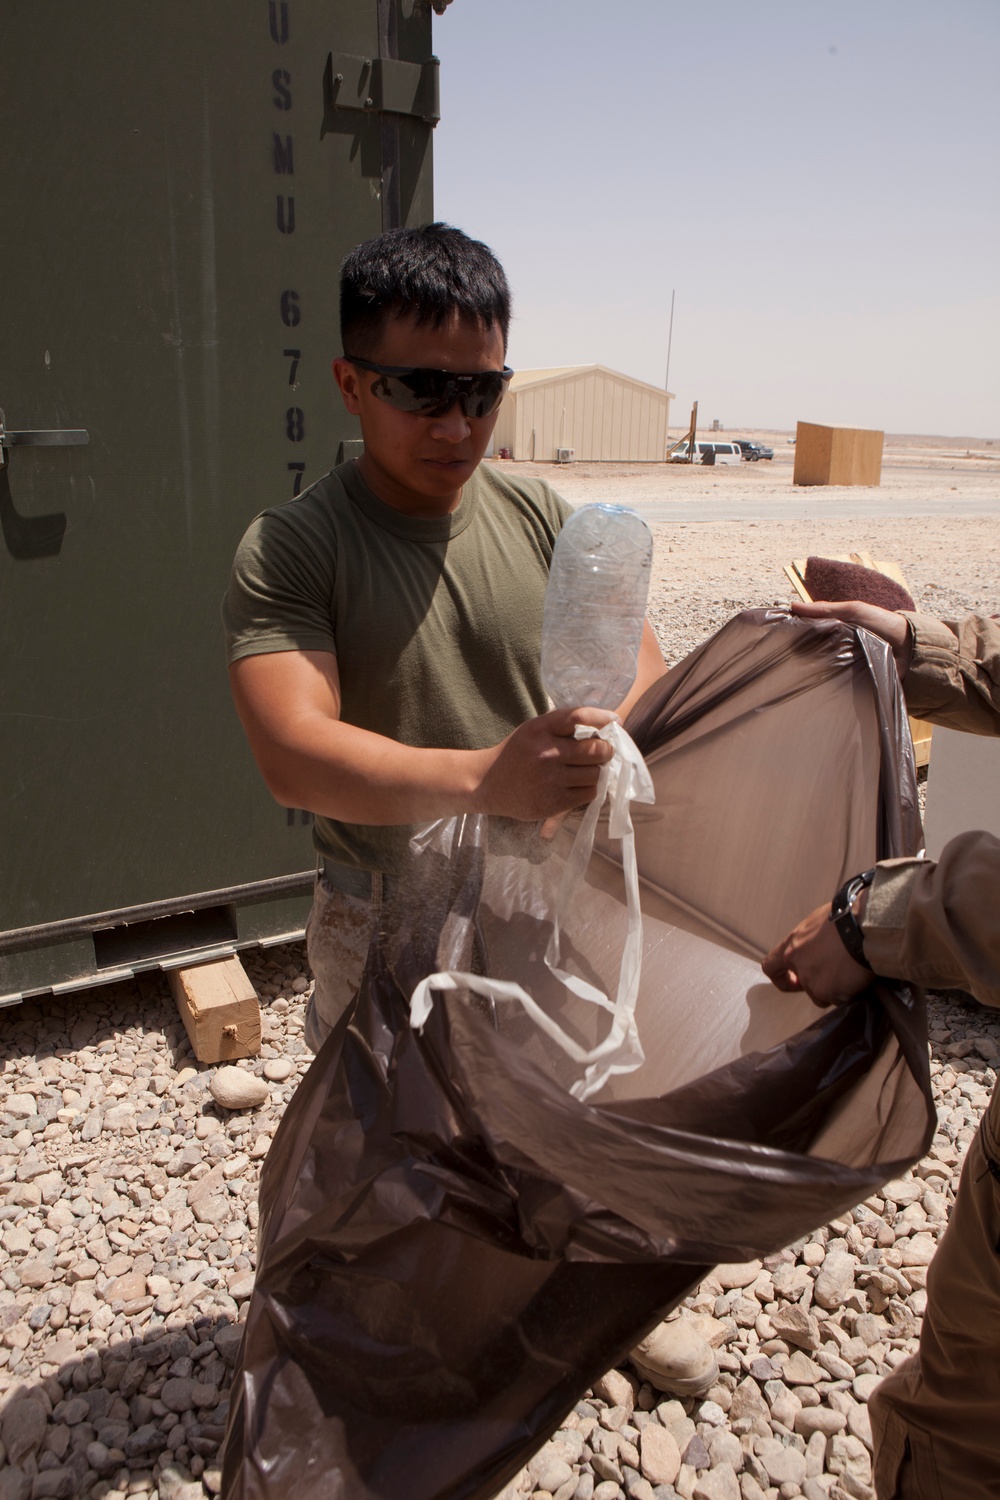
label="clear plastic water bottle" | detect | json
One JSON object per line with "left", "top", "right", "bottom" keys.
{"left": 541, "top": 503, "right": 653, "bottom": 710}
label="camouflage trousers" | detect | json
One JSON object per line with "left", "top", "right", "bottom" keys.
{"left": 303, "top": 872, "right": 380, "bottom": 1053}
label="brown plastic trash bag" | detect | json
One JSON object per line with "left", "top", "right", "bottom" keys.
{"left": 222, "top": 610, "right": 933, "bottom": 1500}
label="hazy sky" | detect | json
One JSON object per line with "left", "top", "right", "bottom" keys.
{"left": 432, "top": 0, "right": 999, "bottom": 436}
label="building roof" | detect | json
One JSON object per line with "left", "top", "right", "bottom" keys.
{"left": 509, "top": 364, "right": 674, "bottom": 400}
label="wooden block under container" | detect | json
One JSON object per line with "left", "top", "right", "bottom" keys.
{"left": 168, "top": 955, "right": 262, "bottom": 1063}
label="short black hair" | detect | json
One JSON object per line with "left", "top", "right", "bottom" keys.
{"left": 340, "top": 223, "right": 511, "bottom": 357}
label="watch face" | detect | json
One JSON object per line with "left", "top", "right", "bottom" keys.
{"left": 833, "top": 869, "right": 874, "bottom": 921}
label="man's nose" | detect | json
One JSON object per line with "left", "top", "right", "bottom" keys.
{"left": 428, "top": 400, "right": 472, "bottom": 442}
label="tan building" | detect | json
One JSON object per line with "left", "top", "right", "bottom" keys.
{"left": 492, "top": 364, "right": 673, "bottom": 463}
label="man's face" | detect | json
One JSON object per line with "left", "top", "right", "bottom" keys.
{"left": 333, "top": 309, "right": 507, "bottom": 516}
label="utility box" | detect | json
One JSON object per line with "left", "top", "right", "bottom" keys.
{"left": 0, "top": 1, "right": 438, "bottom": 1004}
{"left": 793, "top": 422, "right": 884, "bottom": 487}
{"left": 923, "top": 728, "right": 1000, "bottom": 859}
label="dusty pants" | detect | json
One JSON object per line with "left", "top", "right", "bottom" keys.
{"left": 870, "top": 1080, "right": 1000, "bottom": 1498}
{"left": 303, "top": 872, "right": 378, "bottom": 1052}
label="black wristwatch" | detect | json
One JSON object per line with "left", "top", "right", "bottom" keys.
{"left": 829, "top": 868, "right": 875, "bottom": 969}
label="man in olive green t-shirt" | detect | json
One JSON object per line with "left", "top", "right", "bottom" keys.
{"left": 223, "top": 223, "right": 665, "bottom": 1047}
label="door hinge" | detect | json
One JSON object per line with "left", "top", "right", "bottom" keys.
{"left": 323, "top": 53, "right": 440, "bottom": 125}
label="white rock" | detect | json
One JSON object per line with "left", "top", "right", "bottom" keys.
{"left": 756, "top": 1437, "right": 807, "bottom": 1486}
{"left": 899, "top": 1234, "right": 937, "bottom": 1267}
{"left": 794, "top": 1407, "right": 846, "bottom": 1438}
{"left": 692, "top": 1462, "right": 740, "bottom": 1500}
{"left": 816, "top": 1348, "right": 855, "bottom": 1382}
{"left": 3, "top": 1226, "right": 32, "bottom": 1255}
{"left": 714, "top": 1260, "right": 762, "bottom": 1290}
{"left": 656, "top": 1399, "right": 696, "bottom": 1452}
{"left": 639, "top": 1422, "right": 681, "bottom": 1486}
{"left": 263, "top": 1058, "right": 294, "bottom": 1083}
{"left": 813, "top": 1251, "right": 858, "bottom": 1311}
{"left": 592, "top": 1368, "right": 635, "bottom": 1411}
{"left": 697, "top": 1399, "right": 728, "bottom": 1427}
{"left": 848, "top": 1401, "right": 874, "bottom": 1449}
{"left": 707, "top": 1429, "right": 743, "bottom": 1469}
{"left": 5, "top": 1095, "right": 38, "bottom": 1119}
{"left": 210, "top": 1067, "right": 270, "bottom": 1110}
{"left": 880, "top": 1177, "right": 923, "bottom": 1206}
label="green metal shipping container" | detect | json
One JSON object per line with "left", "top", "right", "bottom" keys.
{"left": 0, "top": 0, "right": 439, "bottom": 1003}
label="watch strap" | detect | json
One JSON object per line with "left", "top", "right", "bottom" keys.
{"left": 829, "top": 868, "right": 875, "bottom": 970}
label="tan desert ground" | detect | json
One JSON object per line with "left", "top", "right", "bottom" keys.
{"left": 499, "top": 431, "right": 999, "bottom": 667}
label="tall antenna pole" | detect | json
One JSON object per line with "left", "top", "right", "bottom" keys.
{"left": 664, "top": 288, "right": 676, "bottom": 392}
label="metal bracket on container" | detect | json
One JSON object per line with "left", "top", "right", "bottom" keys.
{"left": 0, "top": 407, "right": 88, "bottom": 559}
{"left": 323, "top": 52, "right": 440, "bottom": 125}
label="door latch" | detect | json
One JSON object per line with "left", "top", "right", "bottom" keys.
{"left": 0, "top": 408, "right": 89, "bottom": 466}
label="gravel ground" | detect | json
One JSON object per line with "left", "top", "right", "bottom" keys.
{"left": 641, "top": 513, "right": 998, "bottom": 670}
{"left": 1, "top": 484, "right": 997, "bottom": 1500}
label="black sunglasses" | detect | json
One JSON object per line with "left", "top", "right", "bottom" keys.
{"left": 345, "top": 354, "right": 514, "bottom": 418}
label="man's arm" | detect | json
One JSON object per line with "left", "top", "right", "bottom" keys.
{"left": 897, "top": 611, "right": 1000, "bottom": 735}
{"left": 766, "top": 605, "right": 1000, "bottom": 1009}
{"left": 762, "top": 891, "right": 873, "bottom": 1007}
{"left": 617, "top": 620, "right": 667, "bottom": 720}
{"left": 763, "top": 833, "right": 1000, "bottom": 1010}
{"left": 791, "top": 600, "right": 1000, "bottom": 736}
{"left": 229, "top": 648, "right": 619, "bottom": 827}
{"left": 861, "top": 833, "right": 1000, "bottom": 1006}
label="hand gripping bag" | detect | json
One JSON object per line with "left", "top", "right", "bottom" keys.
{"left": 221, "top": 610, "right": 934, "bottom": 1500}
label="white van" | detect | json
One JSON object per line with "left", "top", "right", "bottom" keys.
{"left": 668, "top": 440, "right": 742, "bottom": 466}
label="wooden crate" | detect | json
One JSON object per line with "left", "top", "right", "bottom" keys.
{"left": 793, "top": 422, "right": 883, "bottom": 487}
{"left": 784, "top": 551, "right": 933, "bottom": 767}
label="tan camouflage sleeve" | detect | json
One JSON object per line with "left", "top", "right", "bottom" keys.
{"left": 900, "top": 612, "right": 1000, "bottom": 736}
{"left": 862, "top": 832, "right": 1000, "bottom": 1008}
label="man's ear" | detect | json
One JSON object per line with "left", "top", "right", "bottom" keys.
{"left": 332, "top": 357, "right": 362, "bottom": 415}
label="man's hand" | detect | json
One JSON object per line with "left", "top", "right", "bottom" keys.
{"left": 476, "top": 706, "right": 619, "bottom": 822}
{"left": 790, "top": 599, "right": 913, "bottom": 678}
{"left": 534, "top": 623, "right": 667, "bottom": 840}
{"left": 762, "top": 892, "right": 872, "bottom": 1007}
{"left": 232, "top": 653, "right": 620, "bottom": 827}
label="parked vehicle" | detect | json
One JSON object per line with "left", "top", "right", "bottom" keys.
{"left": 735, "top": 440, "right": 774, "bottom": 461}
{"left": 668, "top": 440, "right": 742, "bottom": 466}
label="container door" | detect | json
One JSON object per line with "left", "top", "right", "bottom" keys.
{"left": 0, "top": 0, "right": 436, "bottom": 999}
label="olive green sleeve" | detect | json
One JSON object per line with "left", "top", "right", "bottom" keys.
{"left": 222, "top": 509, "right": 338, "bottom": 664}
